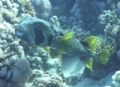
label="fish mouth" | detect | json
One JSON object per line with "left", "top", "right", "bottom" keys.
{"left": 15, "top": 25, "right": 24, "bottom": 39}
{"left": 15, "top": 30, "right": 24, "bottom": 37}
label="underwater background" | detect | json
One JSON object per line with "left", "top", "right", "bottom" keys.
{"left": 0, "top": 0, "right": 120, "bottom": 87}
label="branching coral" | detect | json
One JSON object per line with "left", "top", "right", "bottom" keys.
{"left": 104, "top": 23, "right": 120, "bottom": 38}
{"left": 0, "top": 20, "right": 34, "bottom": 87}
{"left": 68, "top": 26, "right": 90, "bottom": 41}
{"left": 31, "top": 0, "right": 52, "bottom": 19}
{"left": 93, "top": 35, "right": 116, "bottom": 55}
{"left": 18, "top": 0, "right": 35, "bottom": 16}
{"left": 98, "top": 10, "right": 117, "bottom": 25}
{"left": 0, "top": 0, "right": 35, "bottom": 24}
{"left": 49, "top": 16, "right": 60, "bottom": 27}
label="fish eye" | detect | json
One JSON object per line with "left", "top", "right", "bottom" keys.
{"left": 34, "top": 22, "right": 43, "bottom": 30}
{"left": 81, "top": 41, "right": 88, "bottom": 47}
{"left": 60, "top": 32, "right": 63, "bottom": 36}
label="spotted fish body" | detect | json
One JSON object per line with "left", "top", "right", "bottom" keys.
{"left": 15, "top": 17, "right": 115, "bottom": 70}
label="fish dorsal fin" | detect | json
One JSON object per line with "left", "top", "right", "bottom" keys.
{"left": 61, "top": 31, "right": 75, "bottom": 41}
{"left": 84, "top": 36, "right": 98, "bottom": 51}
{"left": 57, "top": 31, "right": 75, "bottom": 54}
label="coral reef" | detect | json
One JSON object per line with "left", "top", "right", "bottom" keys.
{"left": 68, "top": 25, "right": 90, "bottom": 41}
{"left": 11, "top": 58, "right": 32, "bottom": 87}
{"left": 31, "top": 0, "right": 52, "bottom": 20}
{"left": 66, "top": 73, "right": 82, "bottom": 86}
{"left": 32, "top": 73, "right": 65, "bottom": 87}
{"left": 18, "top": 0, "right": 35, "bottom": 16}
{"left": 112, "top": 70, "right": 120, "bottom": 87}
{"left": 98, "top": 10, "right": 117, "bottom": 25}
{"left": 96, "top": 10, "right": 117, "bottom": 34}
{"left": 49, "top": 16, "right": 60, "bottom": 27}
{"left": 69, "top": 2, "right": 81, "bottom": 21}
{"left": 83, "top": 35, "right": 117, "bottom": 79}
{"left": 1, "top": 0, "right": 120, "bottom": 87}
{"left": 0, "top": 0, "right": 35, "bottom": 24}
{"left": 104, "top": 23, "right": 120, "bottom": 49}
{"left": 68, "top": 0, "right": 103, "bottom": 29}
{"left": 104, "top": 23, "right": 120, "bottom": 38}
{"left": 91, "top": 35, "right": 116, "bottom": 55}
{"left": 25, "top": 46, "right": 63, "bottom": 75}
{"left": 0, "top": 20, "right": 33, "bottom": 87}
{"left": 0, "top": 57, "right": 32, "bottom": 87}
{"left": 50, "top": 0, "right": 74, "bottom": 18}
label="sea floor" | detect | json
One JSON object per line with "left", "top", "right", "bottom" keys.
{"left": 62, "top": 55, "right": 114, "bottom": 87}
{"left": 69, "top": 72, "right": 113, "bottom": 87}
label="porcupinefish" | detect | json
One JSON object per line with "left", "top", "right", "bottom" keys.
{"left": 15, "top": 17, "right": 116, "bottom": 71}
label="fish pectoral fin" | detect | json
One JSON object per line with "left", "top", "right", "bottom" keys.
{"left": 97, "top": 50, "right": 110, "bottom": 65}
{"left": 82, "top": 58, "right": 93, "bottom": 71}
{"left": 43, "top": 46, "right": 51, "bottom": 51}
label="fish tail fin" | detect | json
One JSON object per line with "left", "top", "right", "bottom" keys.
{"left": 97, "top": 50, "right": 110, "bottom": 65}
{"left": 82, "top": 50, "right": 110, "bottom": 71}
{"left": 82, "top": 58, "right": 93, "bottom": 71}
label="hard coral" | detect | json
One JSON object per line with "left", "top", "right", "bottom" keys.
{"left": 31, "top": 0, "right": 52, "bottom": 19}
{"left": 83, "top": 35, "right": 116, "bottom": 79}
{"left": 91, "top": 35, "right": 116, "bottom": 55}
{"left": 32, "top": 73, "right": 65, "bottom": 87}
{"left": 11, "top": 58, "right": 32, "bottom": 87}
{"left": 112, "top": 70, "right": 120, "bottom": 87}
{"left": 104, "top": 23, "right": 120, "bottom": 38}
{"left": 0, "top": 0, "right": 35, "bottom": 24}
{"left": 98, "top": 10, "right": 117, "bottom": 25}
